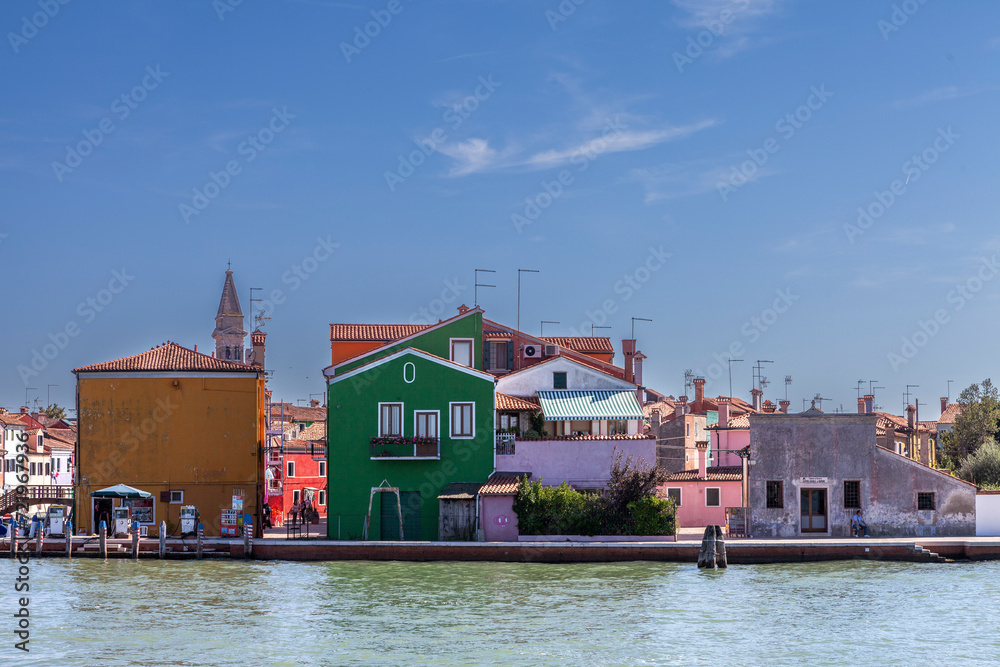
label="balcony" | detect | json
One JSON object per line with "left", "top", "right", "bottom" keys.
{"left": 496, "top": 432, "right": 515, "bottom": 456}
{"left": 370, "top": 436, "right": 440, "bottom": 460}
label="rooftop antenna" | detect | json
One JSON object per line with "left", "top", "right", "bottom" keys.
{"left": 249, "top": 287, "right": 263, "bottom": 332}
{"left": 474, "top": 269, "right": 495, "bottom": 308}
{"left": 868, "top": 380, "right": 879, "bottom": 396}
{"left": 753, "top": 360, "right": 773, "bottom": 393}
{"left": 784, "top": 375, "right": 792, "bottom": 400}
{"left": 813, "top": 394, "right": 832, "bottom": 410}
{"left": 872, "top": 385, "right": 885, "bottom": 411}
{"left": 684, "top": 369, "right": 695, "bottom": 398}
{"left": 947, "top": 379, "right": 954, "bottom": 403}
{"left": 25, "top": 387, "right": 36, "bottom": 407}
{"left": 517, "top": 269, "right": 539, "bottom": 332}
{"left": 856, "top": 380, "right": 865, "bottom": 399}
{"left": 727, "top": 359, "right": 744, "bottom": 400}
{"left": 630, "top": 317, "right": 652, "bottom": 341}
{"left": 591, "top": 324, "right": 611, "bottom": 337}
{"left": 540, "top": 321, "right": 559, "bottom": 336}
{"left": 905, "top": 384, "right": 919, "bottom": 410}
{"left": 309, "top": 392, "right": 325, "bottom": 407}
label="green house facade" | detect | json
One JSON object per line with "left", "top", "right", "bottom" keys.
{"left": 324, "top": 312, "right": 495, "bottom": 540}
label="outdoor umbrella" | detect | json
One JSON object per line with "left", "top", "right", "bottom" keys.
{"left": 90, "top": 484, "right": 152, "bottom": 499}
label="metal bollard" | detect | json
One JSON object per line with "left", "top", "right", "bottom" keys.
{"left": 714, "top": 524, "right": 728, "bottom": 569}
{"left": 196, "top": 523, "right": 203, "bottom": 560}
{"left": 66, "top": 520, "right": 73, "bottom": 559}
{"left": 243, "top": 513, "right": 253, "bottom": 559}
{"left": 159, "top": 521, "right": 166, "bottom": 559}
{"left": 132, "top": 520, "right": 140, "bottom": 561}
{"left": 99, "top": 520, "right": 108, "bottom": 560}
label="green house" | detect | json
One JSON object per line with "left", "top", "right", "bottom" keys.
{"left": 324, "top": 309, "right": 496, "bottom": 540}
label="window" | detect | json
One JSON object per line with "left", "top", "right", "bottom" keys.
{"left": 917, "top": 492, "right": 935, "bottom": 510}
{"left": 318, "top": 490, "right": 326, "bottom": 506}
{"left": 169, "top": 490, "right": 183, "bottom": 504}
{"left": 487, "top": 341, "right": 511, "bottom": 371}
{"left": 293, "top": 489, "right": 300, "bottom": 505}
{"left": 608, "top": 420, "right": 628, "bottom": 435}
{"left": 450, "top": 339, "right": 473, "bottom": 367}
{"left": 843, "top": 481, "right": 861, "bottom": 509}
{"left": 30, "top": 462, "right": 36, "bottom": 476}
{"left": 226, "top": 347, "right": 231, "bottom": 360}
{"left": 686, "top": 422, "right": 690, "bottom": 437}
{"left": 287, "top": 461, "right": 296, "bottom": 478}
{"left": 318, "top": 461, "right": 327, "bottom": 477}
{"left": 553, "top": 372, "right": 567, "bottom": 389}
{"left": 379, "top": 403, "right": 403, "bottom": 436}
{"left": 666, "top": 488, "right": 682, "bottom": 506}
{"left": 450, "top": 403, "right": 474, "bottom": 438}
{"left": 45, "top": 463, "right": 50, "bottom": 476}
{"left": 705, "top": 487, "right": 721, "bottom": 507}
{"left": 766, "top": 481, "right": 784, "bottom": 509}
{"left": 415, "top": 411, "right": 439, "bottom": 439}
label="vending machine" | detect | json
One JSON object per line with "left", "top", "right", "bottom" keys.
{"left": 46, "top": 505, "right": 68, "bottom": 536}
{"left": 113, "top": 506, "right": 131, "bottom": 536}
{"left": 180, "top": 506, "right": 198, "bottom": 535}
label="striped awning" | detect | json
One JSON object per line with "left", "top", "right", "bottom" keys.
{"left": 537, "top": 390, "right": 644, "bottom": 421}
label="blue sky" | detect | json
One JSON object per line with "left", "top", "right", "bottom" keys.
{"left": 3, "top": 1, "right": 999, "bottom": 418}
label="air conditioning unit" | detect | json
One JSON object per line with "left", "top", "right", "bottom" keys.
{"left": 523, "top": 344, "right": 541, "bottom": 358}
{"left": 543, "top": 345, "right": 558, "bottom": 356}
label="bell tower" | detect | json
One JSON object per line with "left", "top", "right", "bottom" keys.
{"left": 212, "top": 268, "right": 247, "bottom": 362}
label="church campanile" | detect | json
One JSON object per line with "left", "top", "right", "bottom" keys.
{"left": 212, "top": 268, "right": 247, "bottom": 362}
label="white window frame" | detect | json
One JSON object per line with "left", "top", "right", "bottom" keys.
{"left": 449, "top": 402, "right": 475, "bottom": 439}
{"left": 287, "top": 461, "right": 296, "bottom": 478}
{"left": 318, "top": 490, "right": 326, "bottom": 506}
{"left": 378, "top": 402, "right": 404, "bottom": 437}
{"left": 414, "top": 410, "right": 440, "bottom": 439}
{"left": 450, "top": 338, "right": 475, "bottom": 367}
{"left": 318, "top": 461, "right": 327, "bottom": 477}
{"left": 705, "top": 487, "right": 721, "bottom": 507}
{"left": 292, "top": 489, "right": 300, "bottom": 505}
{"left": 666, "top": 487, "right": 682, "bottom": 507}
{"left": 169, "top": 490, "right": 184, "bottom": 504}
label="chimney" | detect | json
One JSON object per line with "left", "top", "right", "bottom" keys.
{"left": 675, "top": 396, "right": 688, "bottom": 418}
{"left": 251, "top": 329, "right": 267, "bottom": 369}
{"left": 778, "top": 400, "right": 790, "bottom": 414}
{"left": 718, "top": 398, "right": 730, "bottom": 429}
{"left": 751, "top": 388, "right": 762, "bottom": 412}
{"left": 650, "top": 409, "right": 661, "bottom": 429}
{"left": 763, "top": 400, "right": 776, "bottom": 414}
{"left": 940, "top": 397, "right": 948, "bottom": 413}
{"left": 633, "top": 351, "right": 646, "bottom": 405}
{"left": 310, "top": 398, "right": 320, "bottom": 407}
{"left": 906, "top": 404, "right": 915, "bottom": 430}
{"left": 857, "top": 397, "right": 866, "bottom": 414}
{"left": 693, "top": 378, "right": 705, "bottom": 405}
{"left": 622, "top": 339, "right": 636, "bottom": 383}
{"left": 696, "top": 441, "right": 708, "bottom": 479}
{"left": 20, "top": 406, "right": 29, "bottom": 414}
{"left": 863, "top": 395, "right": 874, "bottom": 414}
{"left": 457, "top": 304, "right": 470, "bottom": 314}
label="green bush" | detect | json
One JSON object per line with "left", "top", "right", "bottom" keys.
{"left": 957, "top": 439, "right": 1000, "bottom": 488}
{"left": 628, "top": 496, "right": 676, "bottom": 536}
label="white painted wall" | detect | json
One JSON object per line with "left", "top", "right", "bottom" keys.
{"left": 976, "top": 493, "right": 1000, "bottom": 537}
{"left": 496, "top": 357, "right": 635, "bottom": 396}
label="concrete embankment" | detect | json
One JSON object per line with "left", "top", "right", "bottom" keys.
{"left": 7, "top": 536, "right": 1000, "bottom": 563}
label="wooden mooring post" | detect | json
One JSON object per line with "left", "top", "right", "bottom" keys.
{"left": 131, "top": 521, "right": 140, "bottom": 561}
{"left": 8, "top": 514, "right": 16, "bottom": 558}
{"left": 243, "top": 514, "right": 253, "bottom": 559}
{"left": 159, "top": 521, "right": 166, "bottom": 559}
{"left": 99, "top": 521, "right": 108, "bottom": 560}
{"left": 35, "top": 524, "right": 43, "bottom": 556}
{"left": 714, "top": 524, "right": 728, "bottom": 568}
{"left": 196, "top": 523, "right": 203, "bottom": 559}
{"left": 697, "top": 525, "right": 717, "bottom": 568}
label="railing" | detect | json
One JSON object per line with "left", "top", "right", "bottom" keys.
{"left": 265, "top": 450, "right": 283, "bottom": 466}
{"left": 369, "top": 437, "right": 440, "bottom": 459}
{"left": 0, "top": 485, "right": 74, "bottom": 515}
{"left": 496, "top": 432, "right": 515, "bottom": 455}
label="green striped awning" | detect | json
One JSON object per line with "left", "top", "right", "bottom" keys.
{"left": 536, "top": 390, "right": 644, "bottom": 421}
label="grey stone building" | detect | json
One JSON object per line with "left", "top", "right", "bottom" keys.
{"left": 749, "top": 409, "right": 976, "bottom": 537}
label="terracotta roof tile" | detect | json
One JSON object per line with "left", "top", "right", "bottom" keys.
{"left": 0, "top": 415, "right": 26, "bottom": 426}
{"left": 329, "top": 324, "right": 430, "bottom": 341}
{"left": 298, "top": 422, "right": 326, "bottom": 441}
{"left": 496, "top": 393, "right": 539, "bottom": 411}
{"left": 269, "top": 404, "right": 326, "bottom": 423}
{"left": 938, "top": 403, "right": 962, "bottom": 424}
{"left": 664, "top": 466, "right": 743, "bottom": 482}
{"left": 480, "top": 472, "right": 531, "bottom": 495}
{"left": 74, "top": 342, "right": 260, "bottom": 373}
{"left": 540, "top": 336, "right": 614, "bottom": 354}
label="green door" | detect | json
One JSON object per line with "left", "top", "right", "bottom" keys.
{"left": 380, "top": 491, "right": 422, "bottom": 540}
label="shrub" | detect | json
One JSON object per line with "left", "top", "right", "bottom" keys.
{"left": 957, "top": 439, "right": 1000, "bottom": 488}
{"left": 628, "top": 496, "right": 676, "bottom": 536}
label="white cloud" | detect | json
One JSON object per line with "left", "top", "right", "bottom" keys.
{"left": 894, "top": 86, "right": 991, "bottom": 108}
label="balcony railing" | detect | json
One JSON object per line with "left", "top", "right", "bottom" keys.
{"left": 370, "top": 436, "right": 440, "bottom": 460}
{"left": 496, "top": 432, "right": 515, "bottom": 455}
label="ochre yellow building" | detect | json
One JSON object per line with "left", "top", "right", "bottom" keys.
{"left": 73, "top": 342, "right": 266, "bottom": 536}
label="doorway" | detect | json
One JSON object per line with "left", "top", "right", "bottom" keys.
{"left": 800, "top": 488, "right": 827, "bottom": 533}
{"left": 93, "top": 498, "right": 113, "bottom": 533}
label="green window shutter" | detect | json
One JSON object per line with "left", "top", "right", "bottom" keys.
{"left": 483, "top": 340, "right": 491, "bottom": 370}
{"left": 506, "top": 340, "right": 514, "bottom": 370}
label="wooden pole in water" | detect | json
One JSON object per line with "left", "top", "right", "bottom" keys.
{"left": 66, "top": 521, "right": 73, "bottom": 559}
{"left": 196, "top": 523, "right": 203, "bottom": 560}
{"left": 714, "top": 524, "right": 728, "bottom": 568}
{"left": 99, "top": 520, "right": 107, "bottom": 560}
{"left": 131, "top": 521, "right": 139, "bottom": 561}
{"left": 697, "top": 525, "right": 716, "bottom": 569}
{"left": 159, "top": 521, "right": 166, "bottom": 559}
{"left": 35, "top": 524, "right": 43, "bottom": 556}
{"left": 243, "top": 514, "right": 252, "bottom": 559}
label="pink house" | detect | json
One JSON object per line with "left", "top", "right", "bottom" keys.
{"left": 662, "top": 442, "right": 743, "bottom": 529}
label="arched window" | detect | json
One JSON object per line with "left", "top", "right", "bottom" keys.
{"left": 226, "top": 347, "right": 231, "bottom": 360}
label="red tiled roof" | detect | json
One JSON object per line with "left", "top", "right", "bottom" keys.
{"left": 496, "top": 393, "right": 539, "bottom": 411}
{"left": 0, "top": 415, "right": 26, "bottom": 426}
{"left": 540, "top": 336, "right": 614, "bottom": 354}
{"left": 269, "top": 404, "right": 326, "bottom": 423}
{"left": 710, "top": 414, "right": 750, "bottom": 429}
{"left": 665, "top": 466, "right": 743, "bottom": 482}
{"left": 938, "top": 403, "right": 962, "bottom": 424}
{"left": 329, "top": 324, "right": 430, "bottom": 341}
{"left": 480, "top": 472, "right": 531, "bottom": 495}
{"left": 74, "top": 342, "right": 260, "bottom": 373}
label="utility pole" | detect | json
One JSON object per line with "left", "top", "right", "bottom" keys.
{"left": 517, "top": 269, "right": 539, "bottom": 332}
{"left": 947, "top": 379, "right": 954, "bottom": 404}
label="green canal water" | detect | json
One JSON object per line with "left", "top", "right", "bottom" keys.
{"left": 6, "top": 558, "right": 1000, "bottom": 665}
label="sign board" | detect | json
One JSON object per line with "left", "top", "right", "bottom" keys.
{"left": 801, "top": 477, "right": 829, "bottom": 484}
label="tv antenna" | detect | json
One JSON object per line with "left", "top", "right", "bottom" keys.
{"left": 630, "top": 317, "right": 652, "bottom": 341}
{"left": 591, "top": 324, "right": 611, "bottom": 337}
{"left": 727, "top": 359, "right": 744, "bottom": 400}
{"left": 474, "top": 269, "right": 495, "bottom": 307}
{"left": 812, "top": 394, "right": 832, "bottom": 410}
{"left": 784, "top": 375, "right": 792, "bottom": 400}
{"left": 684, "top": 370, "right": 695, "bottom": 399}
{"left": 753, "top": 360, "right": 773, "bottom": 394}
{"left": 905, "top": 384, "right": 919, "bottom": 410}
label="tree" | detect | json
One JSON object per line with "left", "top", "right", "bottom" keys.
{"left": 43, "top": 403, "right": 67, "bottom": 419}
{"left": 605, "top": 449, "right": 668, "bottom": 517}
{"left": 942, "top": 379, "right": 1000, "bottom": 464}
{"left": 957, "top": 439, "right": 1000, "bottom": 489}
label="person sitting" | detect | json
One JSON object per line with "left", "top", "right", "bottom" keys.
{"left": 852, "top": 509, "right": 870, "bottom": 537}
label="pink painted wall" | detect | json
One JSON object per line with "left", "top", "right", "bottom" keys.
{"left": 496, "top": 438, "right": 656, "bottom": 487}
{"left": 713, "top": 428, "right": 750, "bottom": 467}
{"left": 662, "top": 480, "right": 743, "bottom": 528}
{"left": 481, "top": 495, "right": 519, "bottom": 541}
